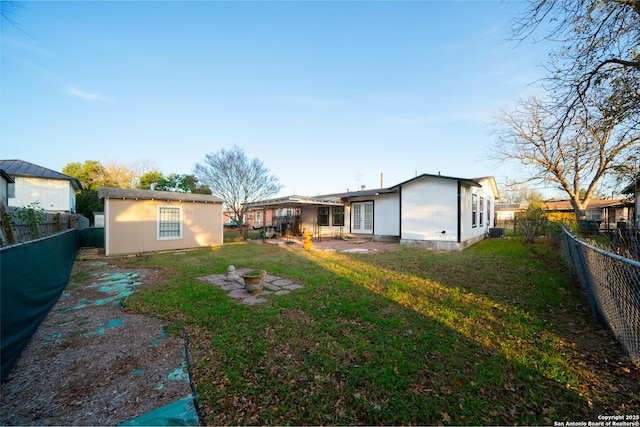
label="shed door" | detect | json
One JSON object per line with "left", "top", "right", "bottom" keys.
{"left": 352, "top": 202, "right": 373, "bottom": 234}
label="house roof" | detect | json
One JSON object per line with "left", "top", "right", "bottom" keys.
{"left": 0, "top": 169, "right": 15, "bottom": 183}
{"left": 543, "top": 199, "right": 629, "bottom": 211}
{"left": 389, "top": 173, "right": 484, "bottom": 190}
{"left": 98, "top": 187, "right": 224, "bottom": 203}
{"left": 0, "top": 159, "right": 81, "bottom": 190}
{"left": 246, "top": 194, "right": 344, "bottom": 209}
{"left": 498, "top": 199, "right": 630, "bottom": 212}
{"left": 318, "top": 187, "right": 398, "bottom": 200}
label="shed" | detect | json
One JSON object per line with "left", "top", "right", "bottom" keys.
{"left": 98, "top": 187, "right": 224, "bottom": 256}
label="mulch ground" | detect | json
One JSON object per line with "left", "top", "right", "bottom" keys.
{"left": 0, "top": 249, "right": 194, "bottom": 426}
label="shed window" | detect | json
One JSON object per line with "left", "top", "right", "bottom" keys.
{"left": 332, "top": 206, "right": 344, "bottom": 226}
{"left": 318, "top": 206, "right": 330, "bottom": 226}
{"left": 158, "top": 206, "right": 182, "bottom": 240}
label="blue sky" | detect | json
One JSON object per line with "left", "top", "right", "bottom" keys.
{"left": 1, "top": 1, "right": 555, "bottom": 198}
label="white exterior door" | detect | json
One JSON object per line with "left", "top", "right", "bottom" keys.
{"left": 352, "top": 202, "right": 373, "bottom": 234}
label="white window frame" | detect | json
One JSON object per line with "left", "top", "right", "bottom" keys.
{"left": 157, "top": 205, "right": 182, "bottom": 240}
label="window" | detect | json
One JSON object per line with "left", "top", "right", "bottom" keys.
{"left": 158, "top": 206, "right": 182, "bottom": 240}
{"left": 332, "top": 206, "right": 344, "bottom": 226}
{"left": 318, "top": 206, "right": 330, "bottom": 226}
{"left": 480, "top": 197, "right": 484, "bottom": 226}
{"left": 472, "top": 194, "right": 477, "bottom": 227}
{"left": 487, "top": 200, "right": 491, "bottom": 226}
{"left": 255, "top": 211, "right": 261, "bottom": 226}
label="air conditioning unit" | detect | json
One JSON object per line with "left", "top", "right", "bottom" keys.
{"left": 488, "top": 227, "right": 505, "bottom": 238}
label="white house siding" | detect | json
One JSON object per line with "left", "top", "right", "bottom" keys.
{"left": 401, "top": 177, "right": 459, "bottom": 247}
{"left": 459, "top": 178, "right": 496, "bottom": 248}
{"left": 341, "top": 194, "right": 399, "bottom": 240}
{"left": 9, "top": 177, "right": 74, "bottom": 212}
{"left": 399, "top": 176, "right": 497, "bottom": 251}
{"left": 371, "top": 193, "right": 399, "bottom": 238}
{"left": 0, "top": 176, "right": 8, "bottom": 204}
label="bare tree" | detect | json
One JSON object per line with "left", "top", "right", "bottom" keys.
{"left": 194, "top": 145, "right": 283, "bottom": 238}
{"left": 499, "top": 180, "right": 545, "bottom": 203}
{"left": 512, "top": 0, "right": 640, "bottom": 131}
{"left": 492, "top": 96, "right": 639, "bottom": 222}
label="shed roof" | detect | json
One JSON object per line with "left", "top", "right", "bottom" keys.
{"left": 98, "top": 187, "right": 224, "bottom": 203}
{"left": 0, "top": 159, "right": 81, "bottom": 190}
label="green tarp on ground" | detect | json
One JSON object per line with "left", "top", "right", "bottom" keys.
{"left": 119, "top": 396, "right": 200, "bottom": 426}
{"left": 1, "top": 230, "right": 79, "bottom": 382}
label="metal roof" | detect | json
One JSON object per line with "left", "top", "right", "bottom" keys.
{"left": 245, "top": 194, "right": 344, "bottom": 209}
{"left": 98, "top": 187, "right": 224, "bottom": 203}
{"left": 0, "top": 159, "right": 81, "bottom": 190}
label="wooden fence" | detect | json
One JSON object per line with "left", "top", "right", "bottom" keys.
{"left": 0, "top": 205, "right": 89, "bottom": 247}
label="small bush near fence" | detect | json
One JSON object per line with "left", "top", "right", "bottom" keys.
{"left": 0, "top": 204, "right": 89, "bottom": 247}
{"left": 561, "top": 226, "right": 640, "bottom": 365}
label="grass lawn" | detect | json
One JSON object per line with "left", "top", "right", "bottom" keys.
{"left": 122, "top": 238, "right": 639, "bottom": 425}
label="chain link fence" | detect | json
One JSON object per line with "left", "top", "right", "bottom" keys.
{"left": 561, "top": 226, "right": 640, "bottom": 365}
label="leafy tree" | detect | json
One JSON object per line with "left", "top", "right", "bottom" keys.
{"left": 100, "top": 162, "right": 137, "bottom": 188}
{"left": 516, "top": 200, "right": 548, "bottom": 244}
{"left": 512, "top": 0, "right": 640, "bottom": 130}
{"left": 139, "top": 171, "right": 211, "bottom": 194}
{"left": 75, "top": 189, "right": 102, "bottom": 225}
{"left": 63, "top": 160, "right": 104, "bottom": 190}
{"left": 492, "top": 96, "right": 639, "bottom": 222}
{"left": 156, "top": 173, "right": 212, "bottom": 194}
{"left": 139, "top": 170, "right": 165, "bottom": 190}
{"left": 194, "top": 145, "right": 282, "bottom": 238}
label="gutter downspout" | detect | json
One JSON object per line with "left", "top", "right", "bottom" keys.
{"left": 398, "top": 186, "right": 402, "bottom": 240}
{"left": 457, "top": 181, "right": 462, "bottom": 244}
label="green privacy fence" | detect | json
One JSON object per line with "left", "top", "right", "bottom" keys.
{"left": 0, "top": 228, "right": 104, "bottom": 382}
{"left": 1, "top": 230, "right": 80, "bottom": 382}
{"left": 561, "top": 226, "right": 640, "bottom": 365}
{"left": 1, "top": 227, "right": 202, "bottom": 425}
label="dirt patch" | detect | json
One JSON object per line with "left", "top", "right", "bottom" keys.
{"left": 0, "top": 250, "right": 194, "bottom": 426}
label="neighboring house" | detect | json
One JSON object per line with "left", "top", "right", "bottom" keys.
{"left": 249, "top": 174, "right": 500, "bottom": 251}
{"left": 495, "top": 202, "right": 529, "bottom": 224}
{"left": 223, "top": 207, "right": 273, "bottom": 229}
{"left": 543, "top": 199, "right": 632, "bottom": 229}
{"left": 0, "top": 160, "right": 81, "bottom": 213}
{"left": 0, "top": 169, "right": 15, "bottom": 207}
{"left": 98, "top": 187, "right": 224, "bottom": 256}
